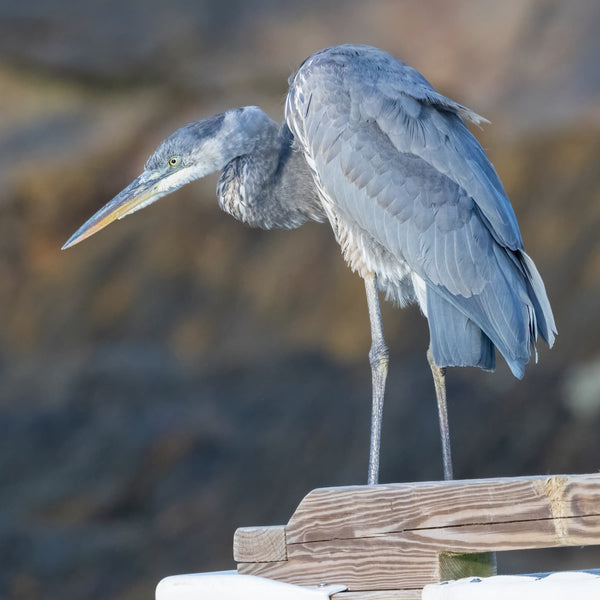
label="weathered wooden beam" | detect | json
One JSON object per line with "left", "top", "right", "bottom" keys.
{"left": 236, "top": 474, "right": 600, "bottom": 592}
{"left": 234, "top": 525, "right": 286, "bottom": 562}
{"left": 285, "top": 474, "right": 598, "bottom": 542}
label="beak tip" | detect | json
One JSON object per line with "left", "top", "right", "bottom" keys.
{"left": 61, "top": 235, "right": 78, "bottom": 250}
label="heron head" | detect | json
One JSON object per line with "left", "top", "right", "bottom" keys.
{"left": 62, "top": 112, "right": 231, "bottom": 249}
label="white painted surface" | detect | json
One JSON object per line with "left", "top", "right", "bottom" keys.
{"left": 155, "top": 570, "right": 347, "bottom": 600}
{"left": 422, "top": 571, "right": 600, "bottom": 600}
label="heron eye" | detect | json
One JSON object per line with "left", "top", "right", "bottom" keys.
{"left": 168, "top": 157, "right": 178, "bottom": 167}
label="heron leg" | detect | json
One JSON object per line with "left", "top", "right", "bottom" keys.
{"left": 427, "top": 346, "right": 454, "bottom": 480}
{"left": 364, "top": 273, "right": 389, "bottom": 486}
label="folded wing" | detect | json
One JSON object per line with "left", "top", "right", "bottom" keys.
{"left": 287, "top": 45, "right": 556, "bottom": 377}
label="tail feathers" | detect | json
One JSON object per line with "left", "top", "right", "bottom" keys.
{"left": 426, "top": 288, "right": 496, "bottom": 372}
{"left": 425, "top": 250, "right": 556, "bottom": 379}
{"left": 520, "top": 251, "right": 557, "bottom": 349}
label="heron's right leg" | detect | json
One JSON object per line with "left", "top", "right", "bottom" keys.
{"left": 427, "top": 346, "right": 454, "bottom": 480}
{"left": 364, "top": 273, "right": 389, "bottom": 486}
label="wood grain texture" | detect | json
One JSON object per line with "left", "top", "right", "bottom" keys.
{"left": 238, "top": 515, "right": 600, "bottom": 589}
{"left": 239, "top": 537, "right": 438, "bottom": 588}
{"left": 235, "top": 474, "right": 600, "bottom": 592}
{"left": 234, "top": 525, "right": 286, "bottom": 562}
{"left": 286, "top": 474, "right": 600, "bottom": 543}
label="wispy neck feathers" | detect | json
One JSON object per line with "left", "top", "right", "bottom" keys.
{"left": 217, "top": 107, "right": 325, "bottom": 229}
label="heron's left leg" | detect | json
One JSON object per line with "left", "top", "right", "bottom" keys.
{"left": 364, "top": 273, "right": 389, "bottom": 486}
{"left": 427, "top": 346, "right": 454, "bottom": 480}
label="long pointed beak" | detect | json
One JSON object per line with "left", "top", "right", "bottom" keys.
{"left": 62, "top": 171, "right": 165, "bottom": 250}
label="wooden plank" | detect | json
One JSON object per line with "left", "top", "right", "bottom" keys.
{"left": 233, "top": 525, "right": 286, "bottom": 562}
{"left": 240, "top": 514, "right": 600, "bottom": 589}
{"left": 235, "top": 474, "right": 600, "bottom": 592}
{"left": 239, "top": 537, "right": 438, "bottom": 588}
{"left": 286, "top": 474, "right": 600, "bottom": 544}
{"left": 404, "top": 514, "right": 600, "bottom": 551}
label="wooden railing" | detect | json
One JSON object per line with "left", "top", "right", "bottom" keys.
{"left": 234, "top": 474, "right": 600, "bottom": 599}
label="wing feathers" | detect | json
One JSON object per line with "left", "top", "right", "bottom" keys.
{"left": 427, "top": 287, "right": 496, "bottom": 371}
{"left": 286, "top": 45, "right": 556, "bottom": 375}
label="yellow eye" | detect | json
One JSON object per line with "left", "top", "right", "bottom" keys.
{"left": 168, "top": 157, "right": 178, "bottom": 166}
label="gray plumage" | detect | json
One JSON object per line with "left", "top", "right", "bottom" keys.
{"left": 286, "top": 45, "right": 555, "bottom": 377}
{"left": 63, "top": 44, "right": 557, "bottom": 484}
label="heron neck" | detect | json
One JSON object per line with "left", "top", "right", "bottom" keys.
{"left": 217, "top": 118, "right": 324, "bottom": 229}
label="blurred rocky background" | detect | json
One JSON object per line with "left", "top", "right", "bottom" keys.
{"left": 1, "top": 0, "right": 600, "bottom": 598}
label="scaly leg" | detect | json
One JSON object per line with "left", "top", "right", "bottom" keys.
{"left": 427, "top": 346, "right": 453, "bottom": 480}
{"left": 364, "top": 273, "right": 389, "bottom": 485}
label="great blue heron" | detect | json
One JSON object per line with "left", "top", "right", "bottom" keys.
{"left": 63, "top": 44, "right": 556, "bottom": 485}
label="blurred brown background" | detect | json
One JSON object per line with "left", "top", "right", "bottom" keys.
{"left": 1, "top": 0, "right": 600, "bottom": 598}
